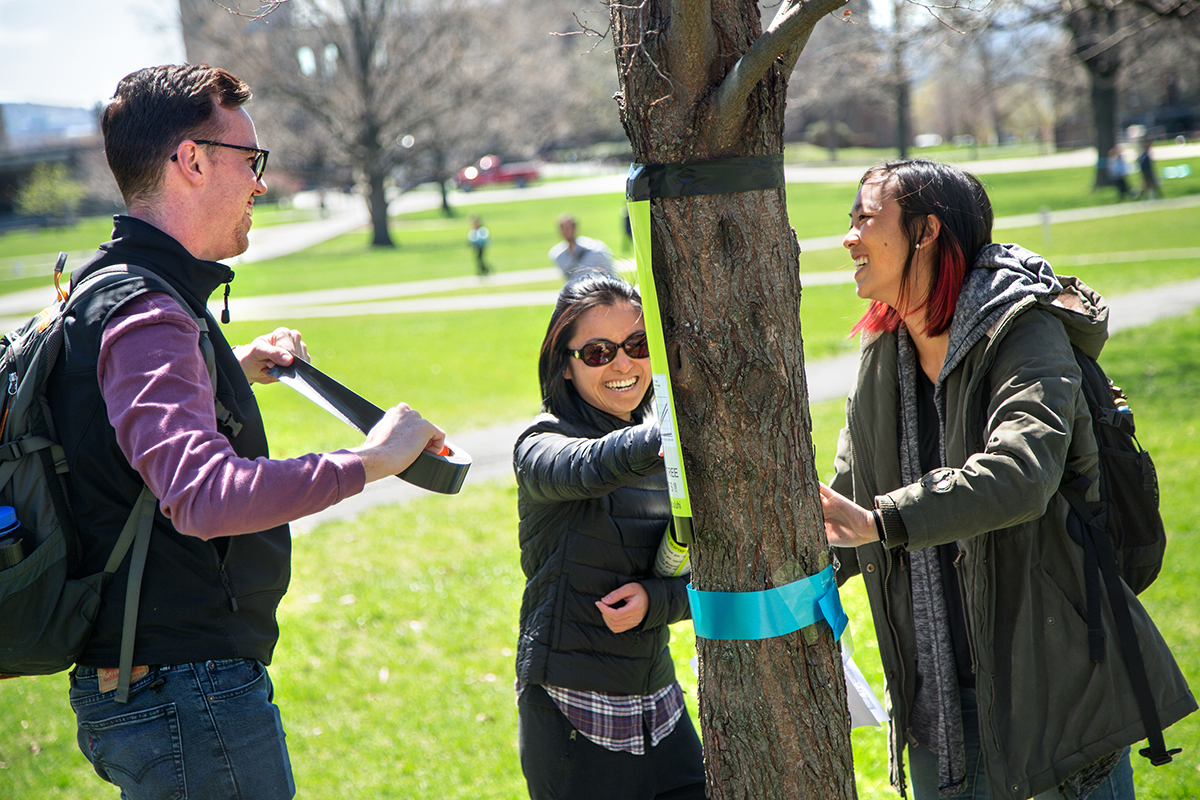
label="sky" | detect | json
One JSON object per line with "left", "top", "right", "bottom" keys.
{"left": 0, "top": 0, "right": 187, "bottom": 109}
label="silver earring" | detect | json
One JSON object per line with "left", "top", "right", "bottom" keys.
{"left": 915, "top": 243, "right": 921, "bottom": 250}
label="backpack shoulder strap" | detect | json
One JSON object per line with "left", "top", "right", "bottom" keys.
{"left": 1089, "top": 516, "right": 1180, "bottom": 766}
{"left": 70, "top": 263, "right": 242, "bottom": 436}
{"left": 65, "top": 263, "right": 229, "bottom": 701}
{"left": 69, "top": 264, "right": 217, "bottom": 391}
{"left": 113, "top": 485, "right": 155, "bottom": 704}
{"left": 107, "top": 265, "right": 243, "bottom": 436}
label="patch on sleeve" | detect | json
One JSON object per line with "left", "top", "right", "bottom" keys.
{"left": 923, "top": 468, "right": 956, "bottom": 493}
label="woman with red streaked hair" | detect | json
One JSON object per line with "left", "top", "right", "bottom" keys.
{"left": 819, "top": 160, "right": 1194, "bottom": 800}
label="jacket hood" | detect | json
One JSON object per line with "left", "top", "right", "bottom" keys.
{"left": 941, "top": 243, "right": 1107, "bottom": 378}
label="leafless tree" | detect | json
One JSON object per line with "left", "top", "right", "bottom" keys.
{"left": 1007, "top": 0, "right": 1199, "bottom": 185}
{"left": 191, "top": 0, "right": 502, "bottom": 246}
{"left": 922, "top": 3, "right": 1060, "bottom": 148}
{"left": 197, "top": 0, "right": 628, "bottom": 240}
{"left": 785, "top": 5, "right": 893, "bottom": 158}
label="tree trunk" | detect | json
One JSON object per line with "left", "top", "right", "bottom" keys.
{"left": 826, "top": 106, "right": 840, "bottom": 162}
{"left": 1090, "top": 68, "right": 1120, "bottom": 188}
{"left": 366, "top": 168, "right": 394, "bottom": 247}
{"left": 892, "top": 0, "right": 911, "bottom": 158}
{"left": 610, "top": 2, "right": 855, "bottom": 797}
{"left": 1065, "top": 3, "right": 1122, "bottom": 189}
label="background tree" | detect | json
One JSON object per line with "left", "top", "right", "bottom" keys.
{"left": 197, "top": 0, "right": 626, "bottom": 241}
{"left": 785, "top": 3, "right": 893, "bottom": 160}
{"left": 608, "top": 0, "right": 857, "bottom": 796}
{"left": 921, "top": 3, "right": 1055, "bottom": 150}
{"left": 1010, "top": 0, "right": 1199, "bottom": 186}
{"left": 190, "top": 0, "right": 498, "bottom": 246}
{"left": 15, "top": 162, "right": 86, "bottom": 226}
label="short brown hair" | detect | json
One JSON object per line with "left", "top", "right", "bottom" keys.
{"left": 102, "top": 64, "right": 252, "bottom": 207}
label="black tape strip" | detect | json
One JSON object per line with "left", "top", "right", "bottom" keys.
{"left": 268, "top": 359, "right": 470, "bottom": 495}
{"left": 626, "top": 154, "right": 785, "bottom": 201}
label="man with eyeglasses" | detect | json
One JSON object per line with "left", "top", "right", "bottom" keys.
{"left": 46, "top": 64, "right": 444, "bottom": 800}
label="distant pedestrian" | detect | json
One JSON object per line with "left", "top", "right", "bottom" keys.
{"left": 549, "top": 214, "right": 614, "bottom": 281}
{"left": 1108, "top": 146, "right": 1131, "bottom": 201}
{"left": 467, "top": 215, "right": 491, "bottom": 275}
{"left": 1136, "top": 139, "right": 1160, "bottom": 200}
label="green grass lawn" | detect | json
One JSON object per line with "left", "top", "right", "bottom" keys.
{"left": 221, "top": 306, "right": 550, "bottom": 451}
{"left": 3, "top": 153, "right": 1197, "bottom": 302}
{"left": 3, "top": 309, "right": 1196, "bottom": 798}
{"left": 2, "top": 165, "right": 1199, "bottom": 797}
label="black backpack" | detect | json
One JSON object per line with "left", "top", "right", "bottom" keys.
{"left": 0, "top": 258, "right": 214, "bottom": 703}
{"left": 1060, "top": 345, "right": 1175, "bottom": 766}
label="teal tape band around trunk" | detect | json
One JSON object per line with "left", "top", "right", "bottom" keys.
{"left": 626, "top": 154, "right": 785, "bottom": 201}
{"left": 687, "top": 565, "right": 847, "bottom": 641}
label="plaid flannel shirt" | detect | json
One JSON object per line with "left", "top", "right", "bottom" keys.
{"left": 518, "top": 681, "right": 686, "bottom": 755}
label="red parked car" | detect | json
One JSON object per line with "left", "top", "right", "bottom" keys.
{"left": 454, "top": 155, "right": 539, "bottom": 191}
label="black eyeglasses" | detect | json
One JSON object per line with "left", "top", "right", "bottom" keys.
{"left": 569, "top": 332, "right": 650, "bottom": 367}
{"left": 171, "top": 139, "right": 270, "bottom": 180}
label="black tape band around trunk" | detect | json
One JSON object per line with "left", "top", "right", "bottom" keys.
{"left": 626, "top": 153, "right": 785, "bottom": 201}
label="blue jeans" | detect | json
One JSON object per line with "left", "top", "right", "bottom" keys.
{"left": 908, "top": 689, "right": 1135, "bottom": 800}
{"left": 70, "top": 659, "right": 295, "bottom": 800}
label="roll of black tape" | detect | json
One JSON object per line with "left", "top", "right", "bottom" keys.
{"left": 267, "top": 359, "right": 471, "bottom": 494}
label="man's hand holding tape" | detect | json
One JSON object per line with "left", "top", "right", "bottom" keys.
{"left": 352, "top": 403, "right": 445, "bottom": 483}
{"left": 233, "top": 326, "right": 309, "bottom": 385}
{"left": 234, "top": 327, "right": 445, "bottom": 483}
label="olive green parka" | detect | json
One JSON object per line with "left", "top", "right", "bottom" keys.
{"left": 831, "top": 244, "right": 1195, "bottom": 799}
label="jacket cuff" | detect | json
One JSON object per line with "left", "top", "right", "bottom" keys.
{"left": 875, "top": 495, "right": 908, "bottom": 550}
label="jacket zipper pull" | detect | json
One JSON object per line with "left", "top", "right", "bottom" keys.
{"left": 54, "top": 252, "right": 69, "bottom": 302}
{"left": 221, "top": 282, "right": 231, "bottom": 324}
{"left": 219, "top": 563, "right": 239, "bottom": 612}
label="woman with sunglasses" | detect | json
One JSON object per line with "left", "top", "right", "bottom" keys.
{"left": 512, "top": 274, "right": 706, "bottom": 800}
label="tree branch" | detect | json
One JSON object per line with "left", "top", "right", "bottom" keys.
{"left": 709, "top": 0, "right": 849, "bottom": 149}
{"left": 208, "top": 0, "right": 288, "bottom": 20}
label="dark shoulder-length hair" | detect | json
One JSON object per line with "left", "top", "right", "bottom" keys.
{"left": 852, "top": 159, "right": 994, "bottom": 337}
{"left": 537, "top": 273, "right": 652, "bottom": 419}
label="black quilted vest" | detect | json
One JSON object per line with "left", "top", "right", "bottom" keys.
{"left": 47, "top": 216, "right": 290, "bottom": 667}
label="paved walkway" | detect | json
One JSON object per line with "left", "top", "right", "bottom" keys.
{"left": 3, "top": 152, "right": 1198, "bottom": 532}
{"left": 291, "top": 270, "right": 1200, "bottom": 533}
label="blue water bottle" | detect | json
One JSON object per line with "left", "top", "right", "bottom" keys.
{"left": 0, "top": 506, "right": 24, "bottom": 569}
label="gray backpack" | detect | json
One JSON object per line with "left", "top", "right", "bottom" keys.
{"left": 0, "top": 258, "right": 214, "bottom": 702}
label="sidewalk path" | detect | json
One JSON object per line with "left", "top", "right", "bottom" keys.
{"left": 4, "top": 144, "right": 1198, "bottom": 324}
{"left": 290, "top": 274, "right": 1200, "bottom": 534}
{"left": 2, "top": 153, "right": 1197, "bottom": 532}
{"left": 4, "top": 192, "right": 1196, "bottom": 330}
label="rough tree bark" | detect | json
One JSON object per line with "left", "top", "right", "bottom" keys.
{"left": 609, "top": 1, "right": 856, "bottom": 797}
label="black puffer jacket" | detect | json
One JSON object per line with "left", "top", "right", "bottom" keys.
{"left": 513, "top": 389, "right": 691, "bottom": 695}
